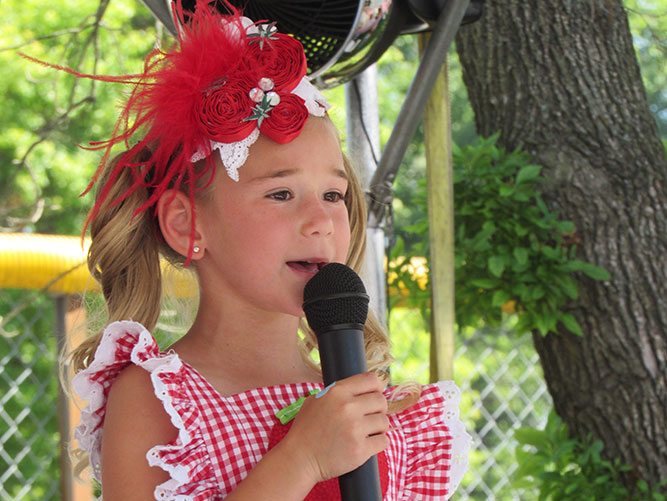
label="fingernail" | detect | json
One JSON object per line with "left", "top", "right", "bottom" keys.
{"left": 315, "top": 381, "right": 336, "bottom": 399}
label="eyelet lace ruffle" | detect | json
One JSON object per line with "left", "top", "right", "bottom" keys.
{"left": 72, "top": 321, "right": 220, "bottom": 500}
{"left": 388, "top": 382, "right": 472, "bottom": 500}
{"left": 436, "top": 381, "right": 471, "bottom": 498}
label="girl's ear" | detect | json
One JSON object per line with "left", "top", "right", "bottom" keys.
{"left": 157, "top": 190, "right": 205, "bottom": 260}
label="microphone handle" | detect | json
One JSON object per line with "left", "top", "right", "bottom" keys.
{"left": 316, "top": 327, "right": 382, "bottom": 501}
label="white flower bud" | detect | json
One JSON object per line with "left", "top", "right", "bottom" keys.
{"left": 249, "top": 87, "right": 264, "bottom": 103}
{"left": 259, "top": 77, "right": 274, "bottom": 91}
{"left": 266, "top": 92, "right": 280, "bottom": 106}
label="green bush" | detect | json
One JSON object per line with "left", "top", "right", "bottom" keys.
{"left": 514, "top": 410, "right": 667, "bottom": 500}
{"left": 390, "top": 133, "right": 609, "bottom": 336}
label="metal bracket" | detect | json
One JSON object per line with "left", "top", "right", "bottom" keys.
{"left": 366, "top": 0, "right": 470, "bottom": 227}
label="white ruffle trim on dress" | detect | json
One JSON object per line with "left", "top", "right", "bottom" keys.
{"left": 436, "top": 380, "right": 472, "bottom": 499}
{"left": 72, "top": 321, "right": 217, "bottom": 500}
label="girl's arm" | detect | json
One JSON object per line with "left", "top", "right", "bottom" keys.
{"left": 101, "top": 369, "right": 388, "bottom": 500}
{"left": 100, "top": 365, "right": 175, "bottom": 500}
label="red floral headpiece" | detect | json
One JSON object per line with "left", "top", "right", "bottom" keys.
{"left": 21, "top": 0, "right": 329, "bottom": 263}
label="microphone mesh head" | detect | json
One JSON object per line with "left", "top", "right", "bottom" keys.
{"left": 302, "top": 263, "right": 369, "bottom": 332}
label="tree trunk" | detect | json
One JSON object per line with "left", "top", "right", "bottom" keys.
{"left": 456, "top": 0, "right": 667, "bottom": 485}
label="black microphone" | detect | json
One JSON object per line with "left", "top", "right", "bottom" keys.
{"left": 302, "top": 263, "right": 382, "bottom": 501}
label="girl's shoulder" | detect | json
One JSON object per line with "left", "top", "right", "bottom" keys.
{"left": 73, "top": 320, "right": 222, "bottom": 499}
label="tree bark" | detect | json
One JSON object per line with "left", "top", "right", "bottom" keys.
{"left": 456, "top": 0, "right": 667, "bottom": 485}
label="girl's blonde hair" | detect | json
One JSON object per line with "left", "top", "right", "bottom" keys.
{"left": 69, "top": 141, "right": 419, "bottom": 409}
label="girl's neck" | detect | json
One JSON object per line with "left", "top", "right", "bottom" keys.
{"left": 171, "top": 297, "right": 321, "bottom": 396}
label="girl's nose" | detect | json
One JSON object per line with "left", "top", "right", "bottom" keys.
{"left": 300, "top": 197, "right": 334, "bottom": 237}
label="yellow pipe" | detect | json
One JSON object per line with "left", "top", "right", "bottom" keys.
{"left": 0, "top": 233, "right": 96, "bottom": 294}
{"left": 0, "top": 233, "right": 197, "bottom": 297}
{"left": 0, "top": 233, "right": 424, "bottom": 302}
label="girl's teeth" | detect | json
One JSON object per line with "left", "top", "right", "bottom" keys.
{"left": 289, "top": 261, "right": 319, "bottom": 272}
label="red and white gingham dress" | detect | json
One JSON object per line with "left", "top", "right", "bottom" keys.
{"left": 74, "top": 321, "right": 471, "bottom": 500}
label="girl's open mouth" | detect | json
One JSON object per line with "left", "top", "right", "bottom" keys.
{"left": 287, "top": 261, "right": 326, "bottom": 273}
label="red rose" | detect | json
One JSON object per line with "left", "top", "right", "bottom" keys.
{"left": 260, "top": 93, "right": 309, "bottom": 144}
{"left": 245, "top": 33, "right": 307, "bottom": 92}
{"left": 197, "top": 78, "right": 257, "bottom": 143}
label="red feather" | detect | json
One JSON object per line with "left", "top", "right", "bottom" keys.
{"left": 23, "top": 0, "right": 313, "bottom": 265}
{"left": 32, "top": 0, "right": 248, "bottom": 264}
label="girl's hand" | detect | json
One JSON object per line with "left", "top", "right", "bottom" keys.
{"left": 281, "top": 372, "right": 390, "bottom": 484}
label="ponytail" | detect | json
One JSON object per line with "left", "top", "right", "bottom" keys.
{"left": 69, "top": 149, "right": 163, "bottom": 373}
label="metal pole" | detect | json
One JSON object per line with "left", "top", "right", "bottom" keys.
{"left": 142, "top": 0, "right": 177, "bottom": 35}
{"left": 344, "top": 65, "right": 386, "bottom": 323}
{"left": 368, "top": 0, "right": 469, "bottom": 225}
{"left": 55, "top": 295, "right": 93, "bottom": 501}
{"left": 54, "top": 295, "right": 73, "bottom": 501}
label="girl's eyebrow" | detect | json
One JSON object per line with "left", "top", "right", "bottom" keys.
{"left": 250, "top": 167, "right": 348, "bottom": 183}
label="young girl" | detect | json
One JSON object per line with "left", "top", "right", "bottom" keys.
{"left": 65, "top": 1, "right": 471, "bottom": 499}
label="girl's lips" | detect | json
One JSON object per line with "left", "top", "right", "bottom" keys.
{"left": 286, "top": 261, "right": 327, "bottom": 274}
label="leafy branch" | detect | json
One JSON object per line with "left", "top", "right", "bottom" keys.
{"left": 0, "top": 24, "right": 98, "bottom": 53}
{"left": 1, "top": 0, "right": 112, "bottom": 231}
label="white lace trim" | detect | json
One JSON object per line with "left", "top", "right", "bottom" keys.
{"left": 191, "top": 128, "right": 260, "bottom": 182}
{"left": 436, "top": 380, "right": 472, "bottom": 499}
{"left": 72, "top": 320, "right": 197, "bottom": 501}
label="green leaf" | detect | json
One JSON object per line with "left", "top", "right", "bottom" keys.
{"left": 559, "top": 276, "right": 579, "bottom": 300}
{"left": 481, "top": 221, "right": 497, "bottom": 234}
{"left": 488, "top": 255, "right": 506, "bottom": 277}
{"left": 559, "top": 313, "right": 584, "bottom": 336}
{"left": 513, "top": 247, "right": 529, "bottom": 265}
{"left": 516, "top": 164, "right": 542, "bottom": 185}
{"left": 578, "top": 263, "right": 612, "bottom": 281}
{"left": 531, "top": 285, "right": 546, "bottom": 300}
{"left": 470, "top": 278, "right": 500, "bottom": 289}
{"left": 492, "top": 290, "right": 511, "bottom": 307}
{"left": 535, "top": 313, "right": 550, "bottom": 335}
{"left": 390, "top": 236, "right": 405, "bottom": 259}
{"left": 541, "top": 245, "right": 561, "bottom": 260}
{"left": 515, "top": 427, "right": 550, "bottom": 449}
{"left": 499, "top": 184, "right": 515, "bottom": 197}
{"left": 556, "top": 220, "right": 575, "bottom": 234}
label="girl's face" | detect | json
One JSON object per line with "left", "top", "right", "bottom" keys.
{"left": 196, "top": 116, "right": 352, "bottom": 318}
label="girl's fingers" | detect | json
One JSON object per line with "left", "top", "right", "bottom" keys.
{"left": 286, "top": 372, "right": 391, "bottom": 482}
{"left": 365, "top": 432, "right": 390, "bottom": 455}
{"left": 363, "top": 413, "right": 391, "bottom": 437}
{"left": 356, "top": 390, "right": 388, "bottom": 415}
{"left": 333, "top": 372, "right": 385, "bottom": 396}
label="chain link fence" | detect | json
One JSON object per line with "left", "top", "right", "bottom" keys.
{"left": 455, "top": 327, "right": 552, "bottom": 499}
{"left": 1, "top": 288, "right": 551, "bottom": 500}
{"left": 0, "top": 290, "right": 61, "bottom": 501}
{"left": 390, "top": 309, "right": 552, "bottom": 500}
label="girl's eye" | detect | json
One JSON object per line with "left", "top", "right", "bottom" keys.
{"left": 268, "top": 190, "right": 293, "bottom": 201}
{"left": 324, "top": 191, "right": 346, "bottom": 203}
